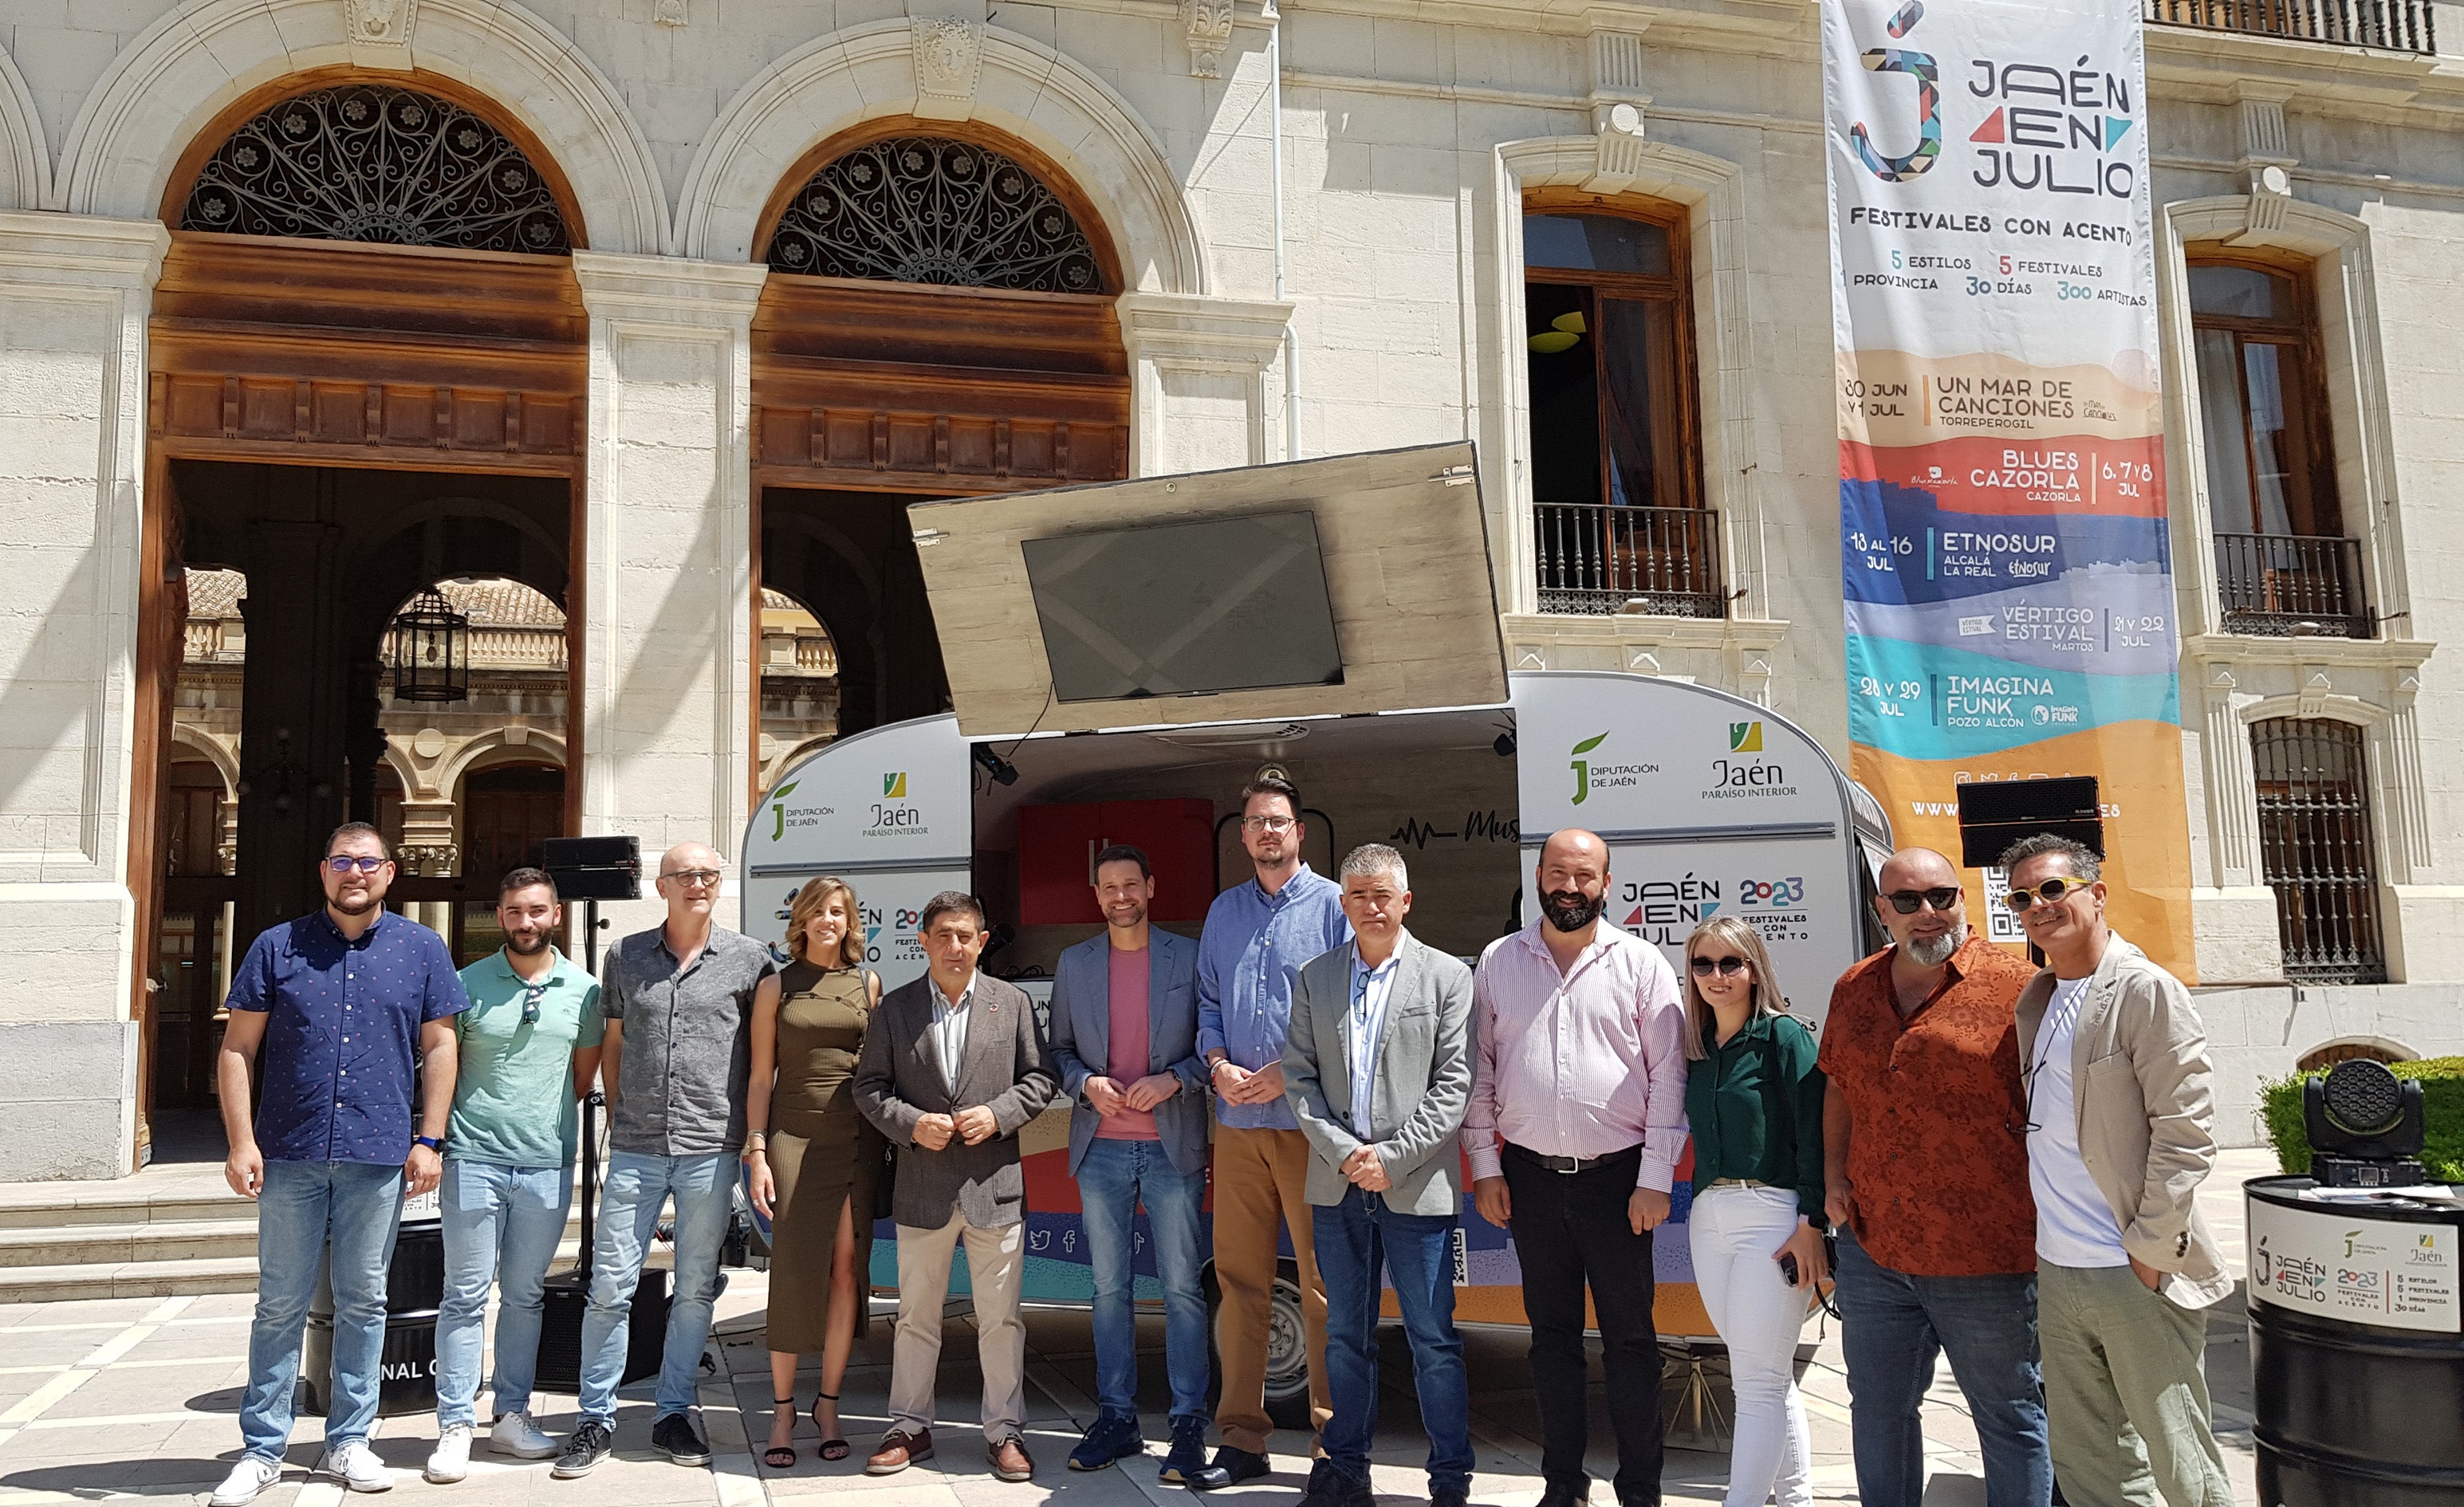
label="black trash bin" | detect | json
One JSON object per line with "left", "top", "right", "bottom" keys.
{"left": 298, "top": 1214, "right": 444, "bottom": 1418}
{"left": 2246, "top": 1175, "right": 2464, "bottom": 1505}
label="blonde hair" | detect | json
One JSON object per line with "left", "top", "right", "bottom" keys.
{"left": 786, "top": 876, "right": 866, "bottom": 970}
{"left": 1681, "top": 915, "right": 1788, "bottom": 1060}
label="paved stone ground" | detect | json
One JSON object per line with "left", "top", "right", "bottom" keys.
{"left": 0, "top": 1151, "right": 2273, "bottom": 1505}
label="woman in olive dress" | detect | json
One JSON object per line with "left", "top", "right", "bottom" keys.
{"left": 745, "top": 875, "right": 883, "bottom": 1468}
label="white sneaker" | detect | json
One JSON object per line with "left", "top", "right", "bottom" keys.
{"left": 317, "top": 1439, "right": 396, "bottom": 1493}
{"left": 490, "top": 1411, "right": 558, "bottom": 1460}
{"left": 208, "top": 1457, "right": 282, "bottom": 1507}
{"left": 425, "top": 1424, "right": 471, "bottom": 1484}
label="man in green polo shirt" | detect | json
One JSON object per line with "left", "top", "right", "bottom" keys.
{"left": 425, "top": 868, "right": 605, "bottom": 1485}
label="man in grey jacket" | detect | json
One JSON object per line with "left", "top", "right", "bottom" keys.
{"left": 1285, "top": 844, "right": 1475, "bottom": 1507}
{"left": 2001, "top": 834, "right": 2234, "bottom": 1507}
{"left": 853, "top": 891, "right": 1057, "bottom": 1483}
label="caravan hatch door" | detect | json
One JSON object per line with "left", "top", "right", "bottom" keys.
{"left": 907, "top": 443, "right": 1509, "bottom": 737}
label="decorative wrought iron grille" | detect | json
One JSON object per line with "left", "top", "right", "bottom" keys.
{"left": 180, "top": 85, "right": 572, "bottom": 254}
{"left": 2251, "top": 717, "right": 2388, "bottom": 984}
{"left": 767, "top": 137, "right": 1104, "bottom": 293}
{"left": 2214, "top": 532, "right": 2372, "bottom": 638}
{"left": 1532, "top": 502, "right": 1726, "bottom": 617}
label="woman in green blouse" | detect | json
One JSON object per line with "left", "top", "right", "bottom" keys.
{"left": 1682, "top": 915, "right": 1827, "bottom": 1507}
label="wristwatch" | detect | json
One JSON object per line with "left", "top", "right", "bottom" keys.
{"left": 413, "top": 1135, "right": 443, "bottom": 1152}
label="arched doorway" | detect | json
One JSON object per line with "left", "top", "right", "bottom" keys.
{"left": 750, "top": 124, "right": 1131, "bottom": 766}
{"left": 130, "top": 73, "right": 588, "bottom": 1161}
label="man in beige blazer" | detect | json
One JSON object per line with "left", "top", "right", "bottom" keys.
{"left": 2001, "top": 834, "right": 2233, "bottom": 1507}
{"left": 1283, "top": 844, "right": 1475, "bottom": 1507}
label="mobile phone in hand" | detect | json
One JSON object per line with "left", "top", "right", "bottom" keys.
{"left": 1778, "top": 1251, "right": 1801, "bottom": 1288}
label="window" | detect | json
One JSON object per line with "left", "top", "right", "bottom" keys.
{"left": 2189, "top": 250, "right": 2368, "bottom": 635}
{"left": 1523, "top": 202, "right": 1716, "bottom": 616}
{"left": 2250, "top": 718, "right": 2387, "bottom": 983}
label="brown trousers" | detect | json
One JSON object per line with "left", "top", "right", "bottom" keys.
{"left": 1210, "top": 1123, "right": 1332, "bottom": 1453}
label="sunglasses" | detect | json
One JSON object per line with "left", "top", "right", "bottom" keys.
{"left": 1690, "top": 954, "right": 1750, "bottom": 977}
{"left": 325, "top": 855, "right": 387, "bottom": 874}
{"left": 2002, "top": 876, "right": 2088, "bottom": 913}
{"left": 1883, "top": 887, "right": 1960, "bottom": 915}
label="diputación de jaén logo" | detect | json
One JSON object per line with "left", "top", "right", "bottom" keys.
{"left": 1569, "top": 733, "right": 1608, "bottom": 805}
{"left": 767, "top": 781, "right": 798, "bottom": 840}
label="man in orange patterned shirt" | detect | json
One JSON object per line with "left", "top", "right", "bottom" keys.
{"left": 1817, "top": 848, "right": 2050, "bottom": 1507}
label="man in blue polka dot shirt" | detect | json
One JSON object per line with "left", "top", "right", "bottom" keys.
{"left": 210, "top": 821, "right": 469, "bottom": 1506}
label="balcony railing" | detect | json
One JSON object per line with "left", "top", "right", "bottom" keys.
{"left": 2144, "top": 0, "right": 2435, "bottom": 53}
{"left": 2214, "top": 532, "right": 2372, "bottom": 638}
{"left": 1533, "top": 502, "right": 1725, "bottom": 618}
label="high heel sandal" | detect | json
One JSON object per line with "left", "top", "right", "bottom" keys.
{"left": 814, "top": 1390, "right": 850, "bottom": 1462}
{"left": 764, "top": 1396, "right": 798, "bottom": 1469}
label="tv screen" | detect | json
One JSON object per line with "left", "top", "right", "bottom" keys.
{"left": 1021, "top": 511, "right": 1344, "bottom": 702}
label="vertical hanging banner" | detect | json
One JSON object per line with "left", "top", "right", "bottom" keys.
{"left": 1823, "top": 0, "right": 2194, "bottom": 974}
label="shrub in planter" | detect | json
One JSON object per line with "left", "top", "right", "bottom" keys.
{"left": 2260, "top": 1056, "right": 2464, "bottom": 1184}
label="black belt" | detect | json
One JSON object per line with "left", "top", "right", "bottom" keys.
{"left": 1504, "top": 1141, "right": 1642, "bottom": 1175}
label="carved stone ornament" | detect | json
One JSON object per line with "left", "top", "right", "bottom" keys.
{"left": 912, "top": 17, "right": 982, "bottom": 114}
{"left": 655, "top": 0, "right": 687, "bottom": 24}
{"left": 1183, "top": 0, "right": 1236, "bottom": 80}
{"left": 348, "top": 0, "right": 412, "bottom": 41}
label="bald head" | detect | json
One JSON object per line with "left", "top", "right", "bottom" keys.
{"left": 1541, "top": 828, "right": 1608, "bottom": 872}
{"left": 1876, "top": 847, "right": 1957, "bottom": 893}
{"left": 1536, "top": 828, "right": 1612, "bottom": 937}
{"left": 1873, "top": 846, "right": 1965, "bottom": 964}
{"left": 655, "top": 842, "right": 724, "bottom": 930}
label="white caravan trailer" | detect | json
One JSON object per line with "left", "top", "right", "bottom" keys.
{"left": 739, "top": 443, "right": 1888, "bottom": 1423}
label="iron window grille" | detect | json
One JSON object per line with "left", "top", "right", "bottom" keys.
{"left": 180, "top": 85, "right": 571, "bottom": 254}
{"left": 2250, "top": 717, "right": 2388, "bottom": 984}
{"left": 766, "top": 136, "right": 1104, "bottom": 294}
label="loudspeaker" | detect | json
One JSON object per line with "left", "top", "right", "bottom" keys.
{"left": 543, "top": 835, "right": 640, "bottom": 902}
{"left": 1954, "top": 777, "right": 2103, "bottom": 870}
{"left": 533, "top": 1265, "right": 669, "bottom": 1392}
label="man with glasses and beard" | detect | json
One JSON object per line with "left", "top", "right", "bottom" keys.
{"left": 1461, "top": 828, "right": 1687, "bottom": 1507}
{"left": 556, "top": 843, "right": 781, "bottom": 1480}
{"left": 425, "top": 868, "right": 604, "bottom": 1483}
{"left": 211, "top": 823, "right": 468, "bottom": 1506}
{"left": 1818, "top": 848, "right": 2050, "bottom": 1507}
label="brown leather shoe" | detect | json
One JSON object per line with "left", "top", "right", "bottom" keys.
{"left": 867, "top": 1428, "right": 933, "bottom": 1476}
{"left": 989, "top": 1434, "right": 1035, "bottom": 1482}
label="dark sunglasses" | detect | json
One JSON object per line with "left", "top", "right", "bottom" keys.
{"left": 1690, "top": 954, "right": 1750, "bottom": 977}
{"left": 1883, "top": 887, "right": 1960, "bottom": 915}
{"left": 325, "top": 855, "right": 386, "bottom": 874}
{"left": 2003, "top": 876, "right": 2087, "bottom": 913}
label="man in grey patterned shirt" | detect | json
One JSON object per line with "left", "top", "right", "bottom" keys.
{"left": 553, "top": 842, "right": 781, "bottom": 1480}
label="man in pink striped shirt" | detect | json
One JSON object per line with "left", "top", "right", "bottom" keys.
{"left": 1463, "top": 828, "right": 1690, "bottom": 1507}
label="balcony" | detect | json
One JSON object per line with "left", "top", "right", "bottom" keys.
{"left": 2214, "top": 532, "right": 2373, "bottom": 638}
{"left": 2144, "top": 0, "right": 2436, "bottom": 53}
{"left": 1533, "top": 502, "right": 1725, "bottom": 618}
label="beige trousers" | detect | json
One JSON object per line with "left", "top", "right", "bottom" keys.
{"left": 889, "top": 1212, "right": 1026, "bottom": 1442}
{"left": 1210, "top": 1123, "right": 1332, "bottom": 1453}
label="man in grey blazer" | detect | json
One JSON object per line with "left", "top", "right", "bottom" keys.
{"left": 852, "top": 891, "right": 1056, "bottom": 1482}
{"left": 1284, "top": 844, "right": 1476, "bottom": 1507}
{"left": 1049, "top": 844, "right": 1214, "bottom": 1482}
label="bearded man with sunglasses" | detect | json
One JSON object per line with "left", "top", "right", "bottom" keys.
{"left": 426, "top": 868, "right": 605, "bottom": 1484}
{"left": 1817, "top": 847, "right": 2051, "bottom": 1507}
{"left": 2001, "top": 835, "right": 2232, "bottom": 1507}
{"left": 211, "top": 823, "right": 468, "bottom": 1506}
{"left": 1462, "top": 828, "right": 1687, "bottom": 1507}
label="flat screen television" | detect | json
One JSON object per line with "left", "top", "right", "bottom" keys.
{"left": 1020, "top": 510, "right": 1344, "bottom": 702}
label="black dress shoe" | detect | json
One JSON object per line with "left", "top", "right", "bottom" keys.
{"left": 1297, "top": 1463, "right": 1375, "bottom": 1507}
{"left": 1538, "top": 1485, "right": 1590, "bottom": 1507}
{"left": 1433, "top": 1489, "right": 1472, "bottom": 1507}
{"left": 1187, "top": 1445, "right": 1270, "bottom": 1490}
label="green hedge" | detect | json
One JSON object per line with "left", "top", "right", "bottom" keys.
{"left": 2261, "top": 1056, "right": 2464, "bottom": 1183}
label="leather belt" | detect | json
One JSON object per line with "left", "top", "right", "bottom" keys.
{"left": 1504, "top": 1141, "right": 1640, "bottom": 1175}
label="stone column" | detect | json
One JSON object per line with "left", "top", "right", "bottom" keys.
{"left": 572, "top": 254, "right": 768, "bottom": 933}
{"left": 1116, "top": 292, "right": 1294, "bottom": 474}
{"left": 0, "top": 212, "right": 170, "bottom": 1180}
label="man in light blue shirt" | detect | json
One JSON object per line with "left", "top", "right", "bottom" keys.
{"left": 1193, "top": 773, "right": 1348, "bottom": 1485}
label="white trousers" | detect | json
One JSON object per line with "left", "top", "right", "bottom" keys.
{"left": 1690, "top": 1186, "right": 1815, "bottom": 1507}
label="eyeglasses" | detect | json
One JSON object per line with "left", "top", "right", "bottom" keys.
{"left": 520, "top": 981, "right": 548, "bottom": 1025}
{"left": 662, "top": 868, "right": 722, "bottom": 890}
{"left": 1690, "top": 954, "right": 1750, "bottom": 977}
{"left": 2002, "top": 876, "right": 2086, "bottom": 913}
{"left": 1240, "top": 815, "right": 1297, "bottom": 832}
{"left": 325, "top": 855, "right": 387, "bottom": 874}
{"left": 1883, "top": 887, "right": 1961, "bottom": 915}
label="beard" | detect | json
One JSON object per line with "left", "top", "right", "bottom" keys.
{"left": 329, "top": 890, "right": 380, "bottom": 917}
{"left": 1541, "top": 888, "right": 1606, "bottom": 933}
{"left": 1903, "top": 924, "right": 1966, "bottom": 967}
{"left": 505, "top": 930, "right": 553, "bottom": 956}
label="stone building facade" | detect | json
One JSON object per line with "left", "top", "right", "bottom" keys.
{"left": 1, "top": 0, "right": 2460, "bottom": 1177}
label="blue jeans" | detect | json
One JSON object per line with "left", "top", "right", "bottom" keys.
{"left": 1312, "top": 1187, "right": 1473, "bottom": 1495}
{"left": 436, "top": 1159, "right": 573, "bottom": 1427}
{"left": 577, "top": 1150, "right": 732, "bottom": 1422}
{"left": 1077, "top": 1138, "right": 1210, "bottom": 1421}
{"left": 240, "top": 1159, "right": 405, "bottom": 1462}
{"left": 1832, "top": 1226, "right": 2052, "bottom": 1507}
